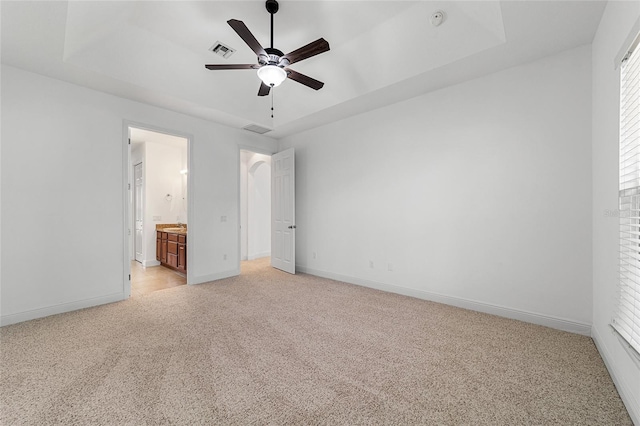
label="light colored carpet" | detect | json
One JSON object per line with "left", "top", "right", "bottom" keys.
{"left": 0, "top": 258, "right": 632, "bottom": 425}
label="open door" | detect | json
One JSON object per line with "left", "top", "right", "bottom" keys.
{"left": 271, "top": 148, "right": 295, "bottom": 274}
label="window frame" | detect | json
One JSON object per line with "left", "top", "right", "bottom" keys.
{"left": 614, "top": 27, "right": 640, "bottom": 360}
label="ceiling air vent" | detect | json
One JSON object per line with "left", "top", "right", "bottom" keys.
{"left": 209, "top": 41, "right": 235, "bottom": 59}
{"left": 242, "top": 124, "right": 272, "bottom": 134}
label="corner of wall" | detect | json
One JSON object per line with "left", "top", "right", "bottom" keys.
{"left": 591, "top": 325, "right": 640, "bottom": 425}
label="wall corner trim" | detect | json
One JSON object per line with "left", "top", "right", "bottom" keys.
{"left": 1, "top": 292, "right": 125, "bottom": 326}
{"left": 297, "top": 265, "right": 592, "bottom": 336}
{"left": 592, "top": 326, "right": 640, "bottom": 425}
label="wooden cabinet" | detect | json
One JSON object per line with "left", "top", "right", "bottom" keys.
{"left": 156, "top": 230, "right": 186, "bottom": 272}
{"left": 167, "top": 241, "right": 178, "bottom": 268}
{"left": 161, "top": 232, "right": 168, "bottom": 263}
{"left": 178, "top": 236, "right": 186, "bottom": 272}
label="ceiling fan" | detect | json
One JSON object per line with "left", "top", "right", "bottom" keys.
{"left": 205, "top": 0, "right": 330, "bottom": 97}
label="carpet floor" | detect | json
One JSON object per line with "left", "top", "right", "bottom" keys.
{"left": 0, "top": 258, "right": 632, "bottom": 425}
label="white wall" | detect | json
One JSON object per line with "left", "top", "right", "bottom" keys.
{"left": 143, "top": 139, "right": 187, "bottom": 266}
{"left": 591, "top": 2, "right": 640, "bottom": 423}
{"left": 279, "top": 45, "right": 593, "bottom": 334}
{"left": 240, "top": 151, "right": 271, "bottom": 260}
{"left": 0, "top": 65, "right": 277, "bottom": 325}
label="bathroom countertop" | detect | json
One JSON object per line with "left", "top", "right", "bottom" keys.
{"left": 156, "top": 224, "right": 187, "bottom": 234}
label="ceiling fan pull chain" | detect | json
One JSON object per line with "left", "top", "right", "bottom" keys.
{"left": 271, "top": 87, "right": 275, "bottom": 118}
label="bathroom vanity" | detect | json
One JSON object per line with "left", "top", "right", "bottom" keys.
{"left": 156, "top": 226, "right": 187, "bottom": 272}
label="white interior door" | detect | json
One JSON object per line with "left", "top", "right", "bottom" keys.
{"left": 271, "top": 148, "right": 295, "bottom": 274}
{"left": 134, "top": 162, "right": 144, "bottom": 263}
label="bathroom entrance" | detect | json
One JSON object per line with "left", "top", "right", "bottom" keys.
{"left": 127, "top": 125, "right": 189, "bottom": 297}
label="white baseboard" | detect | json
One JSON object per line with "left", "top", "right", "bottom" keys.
{"left": 592, "top": 326, "right": 640, "bottom": 425}
{"left": 297, "top": 265, "right": 592, "bottom": 336}
{"left": 143, "top": 260, "right": 160, "bottom": 267}
{"left": 1, "top": 292, "right": 125, "bottom": 326}
{"left": 248, "top": 252, "right": 270, "bottom": 260}
{"left": 190, "top": 268, "right": 239, "bottom": 285}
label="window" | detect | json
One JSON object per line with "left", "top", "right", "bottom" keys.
{"left": 616, "top": 29, "right": 640, "bottom": 357}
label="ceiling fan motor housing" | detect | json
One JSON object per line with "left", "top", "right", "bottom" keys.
{"left": 260, "top": 47, "right": 288, "bottom": 67}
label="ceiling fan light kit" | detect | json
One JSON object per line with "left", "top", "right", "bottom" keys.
{"left": 257, "top": 65, "right": 287, "bottom": 87}
{"left": 204, "top": 0, "right": 330, "bottom": 98}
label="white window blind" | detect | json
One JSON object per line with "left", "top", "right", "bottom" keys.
{"left": 616, "top": 30, "right": 640, "bottom": 357}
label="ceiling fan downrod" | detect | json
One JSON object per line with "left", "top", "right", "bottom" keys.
{"left": 266, "top": 0, "right": 279, "bottom": 119}
{"left": 261, "top": 0, "right": 284, "bottom": 68}
{"left": 266, "top": 0, "right": 279, "bottom": 49}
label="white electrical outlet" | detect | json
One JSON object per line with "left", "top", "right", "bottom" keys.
{"left": 153, "top": 216, "right": 162, "bottom": 221}
{"left": 369, "top": 260, "right": 374, "bottom": 269}
{"left": 221, "top": 216, "right": 227, "bottom": 222}
{"left": 223, "top": 254, "right": 227, "bottom": 260}
{"left": 388, "top": 263, "right": 393, "bottom": 271}
{"left": 313, "top": 252, "right": 317, "bottom": 259}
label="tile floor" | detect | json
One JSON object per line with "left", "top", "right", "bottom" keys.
{"left": 130, "top": 261, "right": 186, "bottom": 297}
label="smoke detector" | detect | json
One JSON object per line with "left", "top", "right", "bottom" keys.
{"left": 431, "top": 10, "right": 445, "bottom": 27}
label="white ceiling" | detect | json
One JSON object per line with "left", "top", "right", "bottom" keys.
{"left": 2, "top": 1, "right": 606, "bottom": 139}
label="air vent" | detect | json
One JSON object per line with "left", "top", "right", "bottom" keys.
{"left": 242, "top": 124, "right": 272, "bottom": 134}
{"left": 209, "top": 41, "right": 235, "bottom": 59}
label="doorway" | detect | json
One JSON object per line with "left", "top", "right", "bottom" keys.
{"left": 240, "top": 150, "right": 272, "bottom": 263}
{"left": 134, "top": 162, "right": 144, "bottom": 263}
{"left": 126, "top": 123, "right": 190, "bottom": 297}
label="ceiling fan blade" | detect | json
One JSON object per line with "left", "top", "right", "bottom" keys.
{"left": 285, "top": 69, "right": 324, "bottom": 90}
{"left": 258, "top": 82, "right": 271, "bottom": 96}
{"left": 227, "top": 19, "right": 268, "bottom": 59}
{"left": 205, "top": 64, "right": 259, "bottom": 70}
{"left": 281, "top": 38, "right": 330, "bottom": 65}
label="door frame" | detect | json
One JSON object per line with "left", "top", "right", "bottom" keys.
{"left": 122, "top": 120, "right": 193, "bottom": 298}
{"left": 133, "top": 161, "right": 144, "bottom": 263}
{"left": 237, "top": 145, "right": 276, "bottom": 273}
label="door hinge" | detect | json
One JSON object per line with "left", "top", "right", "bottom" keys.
{"left": 129, "top": 274, "right": 131, "bottom": 280}
{"left": 128, "top": 183, "right": 131, "bottom": 190}
{"left": 128, "top": 138, "right": 131, "bottom": 145}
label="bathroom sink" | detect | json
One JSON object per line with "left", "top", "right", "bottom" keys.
{"left": 163, "top": 227, "right": 186, "bottom": 233}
